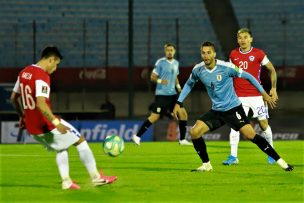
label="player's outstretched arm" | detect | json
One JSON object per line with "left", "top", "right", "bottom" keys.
{"left": 10, "top": 91, "right": 25, "bottom": 128}
{"left": 264, "top": 61, "right": 278, "bottom": 101}
{"left": 36, "top": 96, "right": 70, "bottom": 133}
{"left": 240, "top": 71, "right": 276, "bottom": 109}
{"left": 173, "top": 78, "right": 195, "bottom": 119}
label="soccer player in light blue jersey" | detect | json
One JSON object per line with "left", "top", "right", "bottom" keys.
{"left": 132, "top": 43, "right": 191, "bottom": 145}
{"left": 173, "top": 41, "right": 293, "bottom": 172}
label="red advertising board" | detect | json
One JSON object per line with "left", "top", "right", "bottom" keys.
{"left": 1, "top": 66, "right": 303, "bottom": 91}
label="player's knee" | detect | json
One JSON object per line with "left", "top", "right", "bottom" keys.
{"left": 178, "top": 109, "right": 188, "bottom": 120}
{"left": 148, "top": 114, "right": 160, "bottom": 123}
{"left": 189, "top": 127, "right": 200, "bottom": 139}
{"left": 259, "top": 120, "right": 268, "bottom": 131}
{"left": 240, "top": 124, "right": 256, "bottom": 140}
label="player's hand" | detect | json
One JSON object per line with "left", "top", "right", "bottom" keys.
{"left": 262, "top": 91, "right": 276, "bottom": 109}
{"left": 269, "top": 88, "right": 279, "bottom": 102}
{"left": 19, "top": 116, "right": 26, "bottom": 129}
{"left": 161, "top": 80, "right": 168, "bottom": 85}
{"left": 56, "top": 123, "right": 70, "bottom": 134}
{"left": 173, "top": 103, "right": 181, "bottom": 120}
{"left": 176, "top": 87, "right": 182, "bottom": 93}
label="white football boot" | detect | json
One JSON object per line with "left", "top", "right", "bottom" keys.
{"left": 132, "top": 134, "right": 141, "bottom": 145}
{"left": 179, "top": 139, "right": 193, "bottom": 146}
{"left": 191, "top": 161, "right": 213, "bottom": 172}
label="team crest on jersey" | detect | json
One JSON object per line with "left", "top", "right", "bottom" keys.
{"left": 42, "top": 86, "right": 48, "bottom": 94}
{"left": 249, "top": 56, "right": 255, "bottom": 61}
{"left": 216, "top": 74, "right": 222, "bottom": 81}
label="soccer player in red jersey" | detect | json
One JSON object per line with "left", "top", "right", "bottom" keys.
{"left": 223, "top": 28, "right": 278, "bottom": 165}
{"left": 10, "top": 46, "right": 117, "bottom": 190}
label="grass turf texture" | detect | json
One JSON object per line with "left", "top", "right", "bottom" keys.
{"left": 0, "top": 141, "right": 303, "bottom": 203}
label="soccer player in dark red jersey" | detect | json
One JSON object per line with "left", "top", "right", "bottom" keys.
{"left": 10, "top": 46, "right": 117, "bottom": 190}
{"left": 223, "top": 28, "right": 278, "bottom": 165}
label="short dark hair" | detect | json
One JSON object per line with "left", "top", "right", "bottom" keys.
{"left": 41, "top": 46, "right": 63, "bottom": 59}
{"left": 237, "top": 28, "right": 252, "bottom": 37}
{"left": 201, "top": 41, "right": 216, "bottom": 52}
{"left": 164, "top": 43, "right": 176, "bottom": 49}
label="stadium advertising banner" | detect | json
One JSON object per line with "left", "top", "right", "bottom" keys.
{"left": 1, "top": 66, "right": 304, "bottom": 91}
{"left": 69, "top": 120, "right": 153, "bottom": 142}
{"left": 1, "top": 120, "right": 153, "bottom": 144}
{"left": 1, "top": 121, "right": 37, "bottom": 143}
{"left": 153, "top": 120, "right": 303, "bottom": 141}
{"left": 153, "top": 120, "right": 229, "bottom": 141}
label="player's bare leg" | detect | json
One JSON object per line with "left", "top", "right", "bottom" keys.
{"left": 189, "top": 120, "right": 213, "bottom": 172}
{"left": 240, "top": 124, "right": 293, "bottom": 171}
{"left": 74, "top": 136, "right": 117, "bottom": 186}
{"left": 132, "top": 113, "right": 160, "bottom": 145}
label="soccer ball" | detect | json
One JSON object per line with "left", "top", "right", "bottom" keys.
{"left": 103, "top": 135, "right": 124, "bottom": 157}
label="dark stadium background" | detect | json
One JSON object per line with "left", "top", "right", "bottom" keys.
{"left": 0, "top": 0, "right": 303, "bottom": 143}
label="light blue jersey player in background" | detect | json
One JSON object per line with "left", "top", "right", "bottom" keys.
{"left": 132, "top": 43, "right": 191, "bottom": 146}
{"left": 173, "top": 41, "right": 293, "bottom": 172}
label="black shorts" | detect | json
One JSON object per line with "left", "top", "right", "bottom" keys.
{"left": 151, "top": 95, "right": 178, "bottom": 115}
{"left": 198, "top": 105, "right": 250, "bottom": 132}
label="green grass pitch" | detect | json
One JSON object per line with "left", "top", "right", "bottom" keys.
{"left": 0, "top": 141, "right": 303, "bottom": 203}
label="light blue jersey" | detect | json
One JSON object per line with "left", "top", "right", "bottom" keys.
{"left": 178, "top": 59, "right": 264, "bottom": 111}
{"left": 153, "top": 57, "right": 179, "bottom": 96}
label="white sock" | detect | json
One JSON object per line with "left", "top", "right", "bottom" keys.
{"left": 230, "top": 129, "right": 240, "bottom": 157}
{"left": 76, "top": 141, "right": 100, "bottom": 180}
{"left": 262, "top": 126, "right": 273, "bottom": 147}
{"left": 277, "top": 158, "right": 288, "bottom": 169}
{"left": 56, "top": 150, "right": 71, "bottom": 182}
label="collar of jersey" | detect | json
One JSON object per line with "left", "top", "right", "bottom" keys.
{"left": 32, "top": 64, "right": 46, "bottom": 72}
{"left": 239, "top": 46, "right": 253, "bottom": 54}
{"left": 204, "top": 62, "right": 217, "bottom": 73}
{"left": 166, "top": 59, "right": 175, "bottom": 64}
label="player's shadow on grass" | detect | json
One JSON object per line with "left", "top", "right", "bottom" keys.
{"left": 110, "top": 166, "right": 189, "bottom": 172}
{"left": 0, "top": 183, "right": 56, "bottom": 189}
{"left": 207, "top": 144, "right": 255, "bottom": 149}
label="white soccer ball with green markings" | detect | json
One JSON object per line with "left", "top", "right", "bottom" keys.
{"left": 103, "top": 135, "right": 124, "bottom": 157}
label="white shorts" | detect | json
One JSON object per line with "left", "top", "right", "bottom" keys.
{"left": 32, "top": 119, "right": 81, "bottom": 152}
{"left": 239, "top": 96, "right": 269, "bottom": 120}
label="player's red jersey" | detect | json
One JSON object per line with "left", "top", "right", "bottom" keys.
{"left": 230, "top": 47, "right": 269, "bottom": 97}
{"left": 13, "top": 64, "right": 56, "bottom": 135}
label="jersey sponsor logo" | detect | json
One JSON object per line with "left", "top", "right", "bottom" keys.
{"left": 216, "top": 74, "right": 222, "bottom": 81}
{"left": 249, "top": 56, "right": 255, "bottom": 61}
{"left": 42, "top": 86, "right": 48, "bottom": 94}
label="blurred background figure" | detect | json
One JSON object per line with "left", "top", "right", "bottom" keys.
{"left": 100, "top": 93, "right": 116, "bottom": 119}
